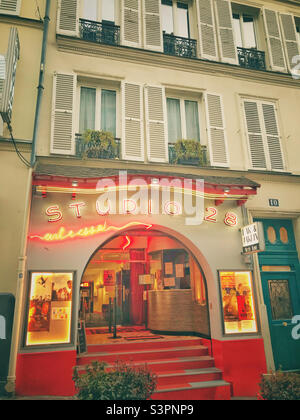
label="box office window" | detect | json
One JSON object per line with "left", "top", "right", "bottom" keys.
{"left": 25, "top": 272, "right": 76, "bottom": 347}
{"left": 219, "top": 271, "right": 258, "bottom": 335}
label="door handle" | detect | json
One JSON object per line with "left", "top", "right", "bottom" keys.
{"left": 282, "top": 322, "right": 288, "bottom": 327}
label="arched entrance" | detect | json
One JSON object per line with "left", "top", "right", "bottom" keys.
{"left": 79, "top": 225, "right": 211, "bottom": 338}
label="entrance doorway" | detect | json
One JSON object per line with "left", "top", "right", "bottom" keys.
{"left": 79, "top": 228, "right": 210, "bottom": 337}
{"left": 255, "top": 219, "right": 300, "bottom": 371}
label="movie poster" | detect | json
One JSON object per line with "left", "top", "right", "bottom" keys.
{"left": 27, "top": 272, "right": 73, "bottom": 334}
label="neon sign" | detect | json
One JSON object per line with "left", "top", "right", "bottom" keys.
{"left": 29, "top": 222, "right": 152, "bottom": 243}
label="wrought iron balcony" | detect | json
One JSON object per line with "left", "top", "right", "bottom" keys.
{"left": 163, "top": 33, "right": 197, "bottom": 59}
{"left": 237, "top": 47, "right": 266, "bottom": 71}
{"left": 75, "top": 134, "right": 121, "bottom": 160}
{"left": 79, "top": 19, "right": 120, "bottom": 46}
{"left": 168, "top": 143, "right": 208, "bottom": 166}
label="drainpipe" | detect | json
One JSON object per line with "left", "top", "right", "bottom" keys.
{"left": 6, "top": 0, "right": 51, "bottom": 394}
{"left": 30, "top": 0, "right": 51, "bottom": 167}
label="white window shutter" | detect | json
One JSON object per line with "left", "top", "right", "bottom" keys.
{"left": 50, "top": 72, "right": 76, "bottom": 155}
{"left": 145, "top": 85, "right": 168, "bottom": 163}
{"left": 122, "top": 82, "right": 144, "bottom": 161}
{"left": 142, "top": 0, "right": 163, "bottom": 52}
{"left": 214, "top": 0, "right": 238, "bottom": 65}
{"left": 262, "top": 102, "right": 284, "bottom": 171}
{"left": 57, "top": 0, "right": 79, "bottom": 37}
{"left": 243, "top": 100, "right": 267, "bottom": 170}
{"left": 263, "top": 9, "right": 287, "bottom": 72}
{"left": 121, "top": 0, "right": 141, "bottom": 48}
{"left": 196, "top": 0, "right": 218, "bottom": 61}
{"left": 0, "top": 0, "right": 21, "bottom": 15}
{"left": 279, "top": 13, "right": 300, "bottom": 72}
{"left": 205, "top": 93, "right": 229, "bottom": 167}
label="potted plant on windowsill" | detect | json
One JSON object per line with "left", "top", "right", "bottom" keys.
{"left": 81, "top": 129, "right": 118, "bottom": 160}
{"left": 174, "top": 139, "right": 207, "bottom": 166}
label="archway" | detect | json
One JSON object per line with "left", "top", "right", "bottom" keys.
{"left": 79, "top": 225, "right": 211, "bottom": 338}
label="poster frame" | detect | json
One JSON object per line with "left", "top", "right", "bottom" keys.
{"left": 22, "top": 270, "right": 77, "bottom": 351}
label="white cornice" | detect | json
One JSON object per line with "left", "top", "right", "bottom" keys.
{"left": 56, "top": 35, "right": 300, "bottom": 90}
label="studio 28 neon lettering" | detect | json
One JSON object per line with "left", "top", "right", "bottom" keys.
{"left": 46, "top": 205, "right": 63, "bottom": 223}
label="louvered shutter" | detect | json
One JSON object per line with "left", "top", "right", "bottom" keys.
{"left": 196, "top": 0, "right": 218, "bottom": 61}
{"left": 279, "top": 13, "right": 300, "bottom": 72}
{"left": 121, "top": 0, "right": 141, "bottom": 48}
{"left": 0, "top": 0, "right": 21, "bottom": 15}
{"left": 57, "top": 0, "right": 79, "bottom": 37}
{"left": 145, "top": 85, "right": 168, "bottom": 163}
{"left": 205, "top": 93, "right": 229, "bottom": 167}
{"left": 262, "top": 102, "right": 284, "bottom": 171}
{"left": 263, "top": 9, "right": 287, "bottom": 72}
{"left": 50, "top": 72, "right": 76, "bottom": 155}
{"left": 214, "top": 0, "right": 238, "bottom": 65}
{"left": 243, "top": 100, "right": 267, "bottom": 170}
{"left": 142, "top": 0, "right": 163, "bottom": 52}
{"left": 122, "top": 82, "right": 144, "bottom": 161}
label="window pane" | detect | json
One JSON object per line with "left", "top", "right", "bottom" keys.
{"left": 233, "top": 14, "right": 243, "bottom": 48}
{"left": 83, "top": 0, "right": 98, "bottom": 21}
{"left": 243, "top": 15, "right": 256, "bottom": 49}
{"left": 162, "top": 1, "right": 174, "bottom": 34}
{"left": 268, "top": 280, "right": 294, "bottom": 320}
{"left": 167, "top": 98, "right": 182, "bottom": 143}
{"left": 79, "top": 87, "right": 96, "bottom": 133}
{"left": 101, "top": 89, "right": 116, "bottom": 137}
{"left": 185, "top": 100, "right": 200, "bottom": 141}
{"left": 102, "top": 0, "right": 114, "bottom": 22}
{"left": 177, "top": 2, "right": 189, "bottom": 38}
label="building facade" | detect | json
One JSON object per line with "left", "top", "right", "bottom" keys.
{"left": 1, "top": 0, "right": 300, "bottom": 399}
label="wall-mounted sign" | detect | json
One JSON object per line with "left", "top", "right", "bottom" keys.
{"left": 269, "top": 199, "right": 279, "bottom": 207}
{"left": 0, "top": 27, "right": 20, "bottom": 124}
{"left": 241, "top": 222, "right": 265, "bottom": 254}
{"left": 139, "top": 274, "right": 154, "bottom": 285}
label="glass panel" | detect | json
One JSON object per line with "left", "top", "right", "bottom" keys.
{"left": 79, "top": 87, "right": 96, "bottom": 133}
{"left": 162, "top": 0, "right": 174, "bottom": 34}
{"left": 280, "top": 227, "right": 289, "bottom": 244}
{"left": 101, "top": 89, "right": 116, "bottom": 137}
{"left": 233, "top": 14, "right": 243, "bottom": 48}
{"left": 82, "top": 0, "right": 98, "bottom": 21}
{"left": 243, "top": 15, "right": 256, "bottom": 49}
{"left": 102, "top": 0, "right": 115, "bottom": 23}
{"left": 177, "top": 2, "right": 189, "bottom": 38}
{"left": 26, "top": 272, "right": 74, "bottom": 346}
{"left": 262, "top": 266, "right": 291, "bottom": 272}
{"left": 268, "top": 280, "right": 294, "bottom": 320}
{"left": 267, "top": 226, "right": 277, "bottom": 244}
{"left": 185, "top": 100, "right": 200, "bottom": 141}
{"left": 167, "top": 98, "right": 182, "bottom": 143}
{"left": 219, "top": 271, "right": 258, "bottom": 335}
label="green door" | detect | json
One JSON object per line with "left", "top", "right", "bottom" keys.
{"left": 255, "top": 219, "right": 300, "bottom": 371}
{"left": 261, "top": 270, "right": 300, "bottom": 370}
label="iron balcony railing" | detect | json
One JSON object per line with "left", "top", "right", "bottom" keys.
{"left": 237, "top": 47, "right": 266, "bottom": 71}
{"left": 75, "top": 134, "right": 121, "bottom": 160}
{"left": 79, "top": 19, "right": 120, "bottom": 46}
{"left": 163, "top": 33, "right": 197, "bottom": 59}
{"left": 168, "top": 143, "right": 208, "bottom": 166}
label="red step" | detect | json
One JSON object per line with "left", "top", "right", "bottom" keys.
{"left": 76, "top": 345, "right": 208, "bottom": 365}
{"left": 75, "top": 338, "right": 231, "bottom": 400}
{"left": 86, "top": 338, "right": 201, "bottom": 354}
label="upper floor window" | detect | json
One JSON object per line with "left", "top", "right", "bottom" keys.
{"left": 162, "top": 0, "right": 190, "bottom": 38}
{"left": 233, "top": 13, "right": 257, "bottom": 49}
{"left": 79, "top": 85, "right": 117, "bottom": 138}
{"left": 82, "top": 0, "right": 115, "bottom": 23}
{"left": 0, "top": 0, "right": 21, "bottom": 16}
{"left": 296, "top": 19, "right": 300, "bottom": 45}
{"left": 166, "top": 97, "right": 200, "bottom": 143}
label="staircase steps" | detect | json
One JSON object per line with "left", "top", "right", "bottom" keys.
{"left": 76, "top": 337, "right": 231, "bottom": 400}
